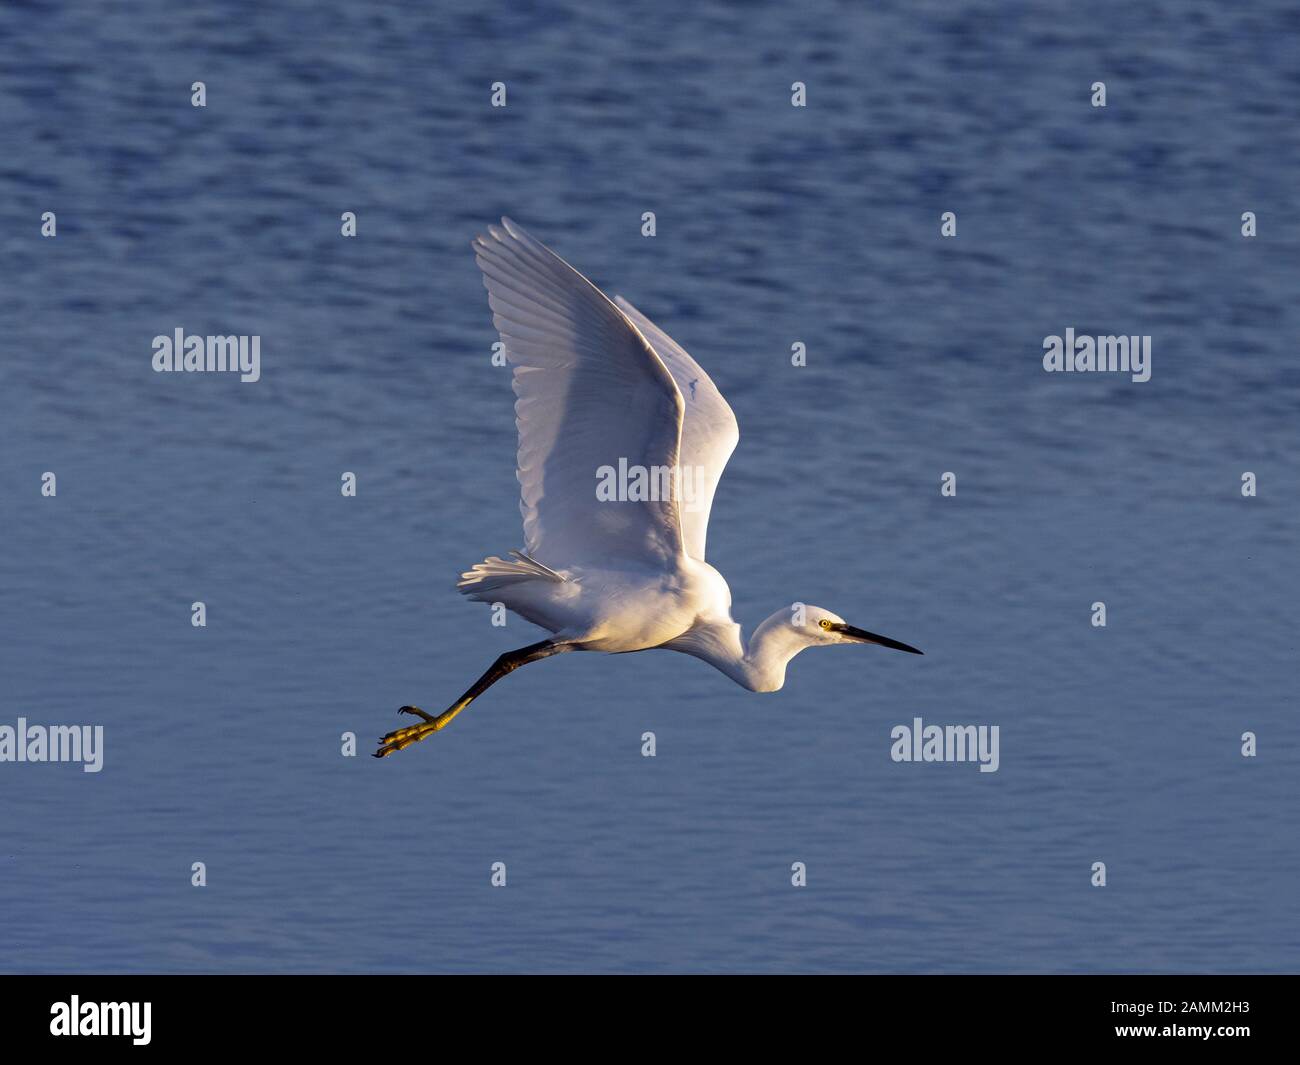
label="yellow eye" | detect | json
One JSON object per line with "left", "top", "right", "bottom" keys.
{"left": 819, "top": 619, "right": 832, "bottom": 630}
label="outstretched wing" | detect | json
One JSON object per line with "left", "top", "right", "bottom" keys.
{"left": 613, "top": 297, "right": 739, "bottom": 561}
{"left": 473, "top": 218, "right": 687, "bottom": 571}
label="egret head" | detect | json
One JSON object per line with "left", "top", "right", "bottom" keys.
{"left": 801, "top": 606, "right": 923, "bottom": 655}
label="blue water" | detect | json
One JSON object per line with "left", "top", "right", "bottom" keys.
{"left": 1, "top": 0, "right": 1298, "bottom": 973}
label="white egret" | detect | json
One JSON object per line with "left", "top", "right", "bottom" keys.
{"left": 376, "top": 218, "right": 921, "bottom": 757}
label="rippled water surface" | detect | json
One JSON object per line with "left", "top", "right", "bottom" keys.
{"left": 1, "top": 0, "right": 1298, "bottom": 972}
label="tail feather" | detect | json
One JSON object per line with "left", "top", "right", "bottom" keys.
{"left": 457, "top": 550, "right": 565, "bottom": 599}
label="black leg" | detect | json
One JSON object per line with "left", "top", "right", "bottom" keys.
{"left": 375, "top": 639, "right": 570, "bottom": 756}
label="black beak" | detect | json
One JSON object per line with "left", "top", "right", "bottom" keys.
{"left": 831, "top": 623, "right": 924, "bottom": 655}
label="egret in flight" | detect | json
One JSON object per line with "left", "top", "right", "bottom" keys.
{"left": 376, "top": 218, "right": 921, "bottom": 757}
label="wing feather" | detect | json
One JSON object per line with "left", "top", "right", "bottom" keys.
{"left": 473, "top": 218, "right": 688, "bottom": 570}
{"left": 613, "top": 296, "right": 739, "bottom": 560}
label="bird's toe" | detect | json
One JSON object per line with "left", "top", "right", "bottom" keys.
{"left": 374, "top": 718, "right": 442, "bottom": 757}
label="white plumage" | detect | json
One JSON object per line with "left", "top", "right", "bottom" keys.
{"left": 376, "top": 217, "right": 920, "bottom": 756}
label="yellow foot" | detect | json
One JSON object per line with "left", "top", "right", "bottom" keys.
{"left": 373, "top": 704, "right": 464, "bottom": 757}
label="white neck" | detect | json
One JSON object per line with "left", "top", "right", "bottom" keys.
{"left": 668, "top": 609, "right": 820, "bottom": 693}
